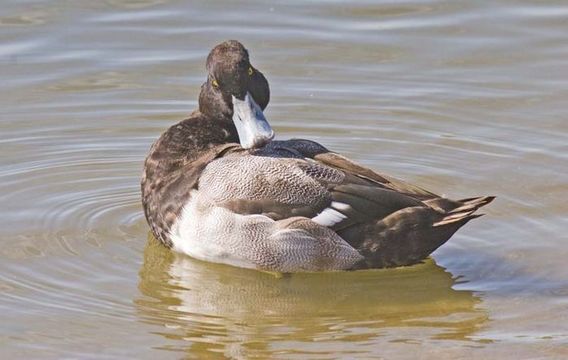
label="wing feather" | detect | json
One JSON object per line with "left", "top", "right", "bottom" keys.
{"left": 197, "top": 145, "right": 433, "bottom": 232}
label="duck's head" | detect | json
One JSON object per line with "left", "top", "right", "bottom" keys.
{"left": 199, "top": 40, "right": 273, "bottom": 149}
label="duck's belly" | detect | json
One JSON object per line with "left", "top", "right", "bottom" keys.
{"left": 169, "top": 191, "right": 275, "bottom": 270}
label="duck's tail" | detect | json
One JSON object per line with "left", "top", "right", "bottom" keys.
{"left": 432, "top": 195, "right": 495, "bottom": 227}
{"left": 342, "top": 195, "right": 495, "bottom": 269}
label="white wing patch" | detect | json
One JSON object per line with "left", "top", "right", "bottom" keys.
{"left": 330, "top": 201, "right": 352, "bottom": 212}
{"left": 312, "top": 202, "right": 351, "bottom": 227}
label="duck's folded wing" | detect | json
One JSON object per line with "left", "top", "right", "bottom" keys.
{"left": 272, "top": 139, "right": 439, "bottom": 200}
{"left": 197, "top": 151, "right": 429, "bottom": 232}
{"left": 314, "top": 152, "right": 438, "bottom": 200}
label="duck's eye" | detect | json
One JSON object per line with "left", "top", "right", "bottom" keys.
{"left": 212, "top": 79, "right": 219, "bottom": 88}
{"left": 248, "top": 67, "right": 254, "bottom": 76}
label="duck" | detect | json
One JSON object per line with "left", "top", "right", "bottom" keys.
{"left": 141, "top": 40, "right": 495, "bottom": 272}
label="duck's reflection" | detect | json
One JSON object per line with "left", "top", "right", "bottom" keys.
{"left": 136, "top": 235, "right": 488, "bottom": 358}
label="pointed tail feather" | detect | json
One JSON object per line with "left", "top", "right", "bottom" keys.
{"left": 434, "top": 196, "right": 495, "bottom": 226}
{"left": 457, "top": 195, "right": 496, "bottom": 208}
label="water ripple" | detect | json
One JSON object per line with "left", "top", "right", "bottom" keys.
{"left": 1, "top": 0, "right": 568, "bottom": 357}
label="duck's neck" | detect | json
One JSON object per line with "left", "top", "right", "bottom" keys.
{"left": 198, "top": 81, "right": 232, "bottom": 121}
{"left": 171, "top": 81, "right": 238, "bottom": 154}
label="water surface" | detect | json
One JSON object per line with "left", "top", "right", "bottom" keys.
{"left": 1, "top": 0, "right": 567, "bottom": 358}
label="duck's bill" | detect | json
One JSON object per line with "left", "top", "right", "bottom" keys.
{"left": 231, "top": 92, "right": 274, "bottom": 149}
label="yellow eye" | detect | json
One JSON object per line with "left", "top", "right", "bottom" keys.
{"left": 212, "top": 79, "right": 219, "bottom": 87}
{"left": 248, "top": 67, "right": 254, "bottom": 76}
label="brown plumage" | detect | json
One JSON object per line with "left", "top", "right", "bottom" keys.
{"left": 141, "top": 40, "right": 495, "bottom": 272}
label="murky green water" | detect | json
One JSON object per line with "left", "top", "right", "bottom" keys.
{"left": 1, "top": 0, "right": 567, "bottom": 358}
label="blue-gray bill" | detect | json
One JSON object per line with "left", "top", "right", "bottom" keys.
{"left": 231, "top": 92, "right": 274, "bottom": 149}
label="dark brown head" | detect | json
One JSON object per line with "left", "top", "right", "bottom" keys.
{"left": 199, "top": 40, "right": 273, "bottom": 149}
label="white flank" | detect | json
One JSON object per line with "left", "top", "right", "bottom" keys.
{"left": 169, "top": 190, "right": 269, "bottom": 269}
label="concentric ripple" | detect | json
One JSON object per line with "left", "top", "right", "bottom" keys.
{"left": 0, "top": 136, "right": 145, "bottom": 249}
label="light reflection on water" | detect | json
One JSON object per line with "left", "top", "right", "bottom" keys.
{"left": 1, "top": 0, "right": 567, "bottom": 358}
{"left": 137, "top": 236, "right": 487, "bottom": 358}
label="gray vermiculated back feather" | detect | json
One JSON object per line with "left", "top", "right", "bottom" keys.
{"left": 199, "top": 155, "right": 344, "bottom": 207}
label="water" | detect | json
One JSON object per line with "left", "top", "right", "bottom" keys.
{"left": 1, "top": 0, "right": 567, "bottom": 358}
